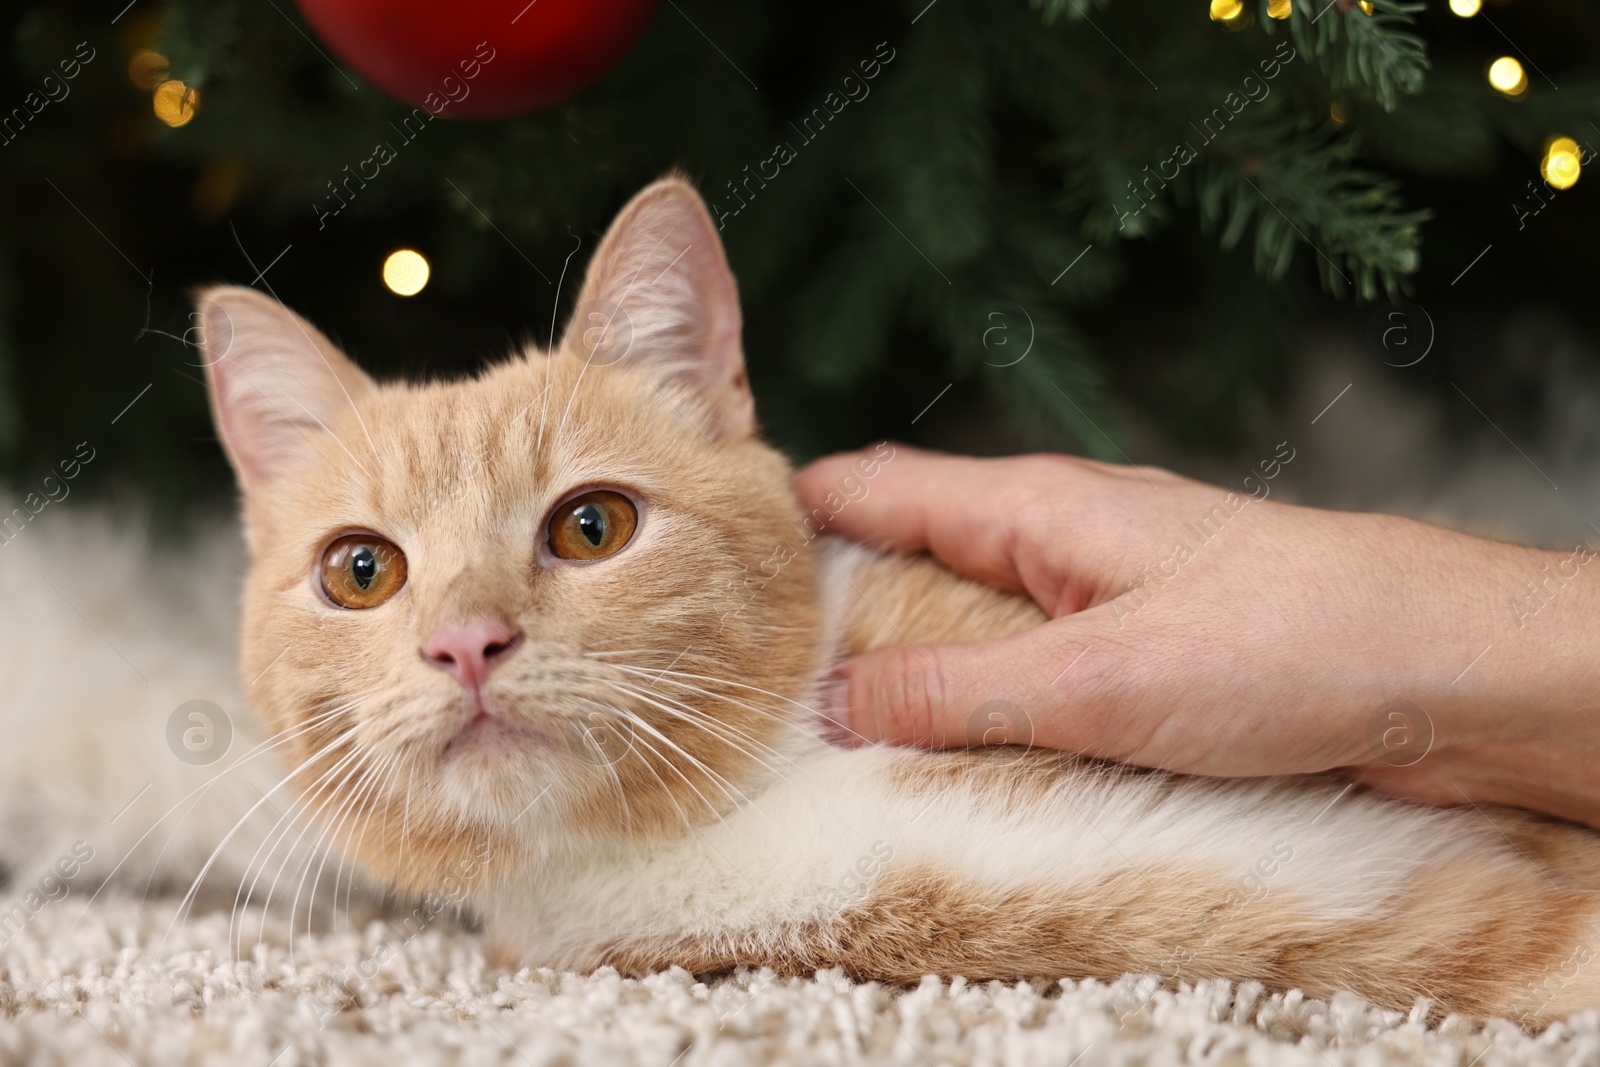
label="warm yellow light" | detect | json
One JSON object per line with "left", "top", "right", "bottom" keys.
{"left": 382, "top": 249, "right": 430, "bottom": 296}
{"left": 1488, "top": 56, "right": 1528, "bottom": 97}
{"left": 152, "top": 79, "right": 199, "bottom": 127}
{"left": 1330, "top": 102, "right": 1349, "bottom": 128}
{"left": 1542, "top": 137, "right": 1582, "bottom": 190}
{"left": 1449, "top": 0, "right": 1481, "bottom": 16}
{"left": 128, "top": 50, "right": 169, "bottom": 90}
{"left": 1209, "top": 0, "right": 1243, "bottom": 21}
{"left": 1267, "top": 0, "right": 1291, "bottom": 18}
{"left": 1356, "top": 0, "right": 1373, "bottom": 12}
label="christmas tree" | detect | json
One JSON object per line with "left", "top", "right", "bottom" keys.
{"left": 0, "top": 0, "right": 1595, "bottom": 515}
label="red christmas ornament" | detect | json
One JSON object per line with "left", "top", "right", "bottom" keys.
{"left": 294, "top": 0, "right": 659, "bottom": 118}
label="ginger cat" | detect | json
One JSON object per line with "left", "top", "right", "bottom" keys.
{"left": 192, "top": 177, "right": 1600, "bottom": 1026}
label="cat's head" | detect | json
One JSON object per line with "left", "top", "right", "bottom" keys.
{"left": 198, "top": 178, "right": 822, "bottom": 893}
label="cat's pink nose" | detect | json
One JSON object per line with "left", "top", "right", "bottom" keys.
{"left": 424, "top": 621, "right": 521, "bottom": 691}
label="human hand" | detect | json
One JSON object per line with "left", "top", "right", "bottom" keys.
{"left": 796, "top": 445, "right": 1600, "bottom": 828}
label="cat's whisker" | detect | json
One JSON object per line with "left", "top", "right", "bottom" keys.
{"left": 599, "top": 665, "right": 800, "bottom": 733}
{"left": 535, "top": 232, "right": 573, "bottom": 458}
{"left": 248, "top": 838, "right": 320, "bottom": 966}
{"left": 268, "top": 739, "right": 390, "bottom": 966}
{"left": 291, "top": 763, "right": 382, "bottom": 951}
{"left": 578, "top": 652, "right": 798, "bottom": 732}
{"left": 607, "top": 706, "right": 796, "bottom": 811}
{"left": 240, "top": 826, "right": 324, "bottom": 961}
{"left": 265, "top": 694, "right": 415, "bottom": 942}
{"left": 598, "top": 661, "right": 808, "bottom": 734}
{"left": 597, "top": 665, "right": 893, "bottom": 850}
{"left": 164, "top": 716, "right": 375, "bottom": 957}
{"left": 357, "top": 754, "right": 406, "bottom": 923}
{"left": 287, "top": 744, "right": 392, "bottom": 957}
{"left": 549, "top": 697, "right": 635, "bottom": 835}
{"left": 595, "top": 676, "right": 830, "bottom": 812}
{"left": 377, "top": 751, "right": 398, "bottom": 855}
{"left": 607, "top": 724, "right": 721, "bottom": 836}
{"left": 623, "top": 664, "right": 824, "bottom": 717}
{"left": 572, "top": 699, "right": 701, "bottom": 834}
{"left": 580, "top": 645, "right": 687, "bottom": 657}
{"left": 536, "top": 353, "right": 552, "bottom": 458}
{"left": 317, "top": 747, "right": 400, "bottom": 942}
{"left": 574, "top": 693, "right": 756, "bottom": 831}
{"left": 227, "top": 714, "right": 374, "bottom": 908}
{"left": 223, "top": 703, "right": 397, "bottom": 952}
{"left": 585, "top": 674, "right": 799, "bottom": 785}
{"left": 550, "top": 229, "right": 668, "bottom": 456}
{"left": 76, "top": 699, "right": 362, "bottom": 932}
{"left": 575, "top": 658, "right": 824, "bottom": 807}
{"left": 133, "top": 699, "right": 369, "bottom": 902}
{"left": 588, "top": 678, "right": 805, "bottom": 882}
{"left": 598, "top": 744, "right": 634, "bottom": 837}
{"left": 614, "top": 726, "right": 769, "bottom": 894}
{"left": 230, "top": 734, "right": 371, "bottom": 959}
{"left": 401, "top": 773, "right": 414, "bottom": 856}
{"left": 224, "top": 741, "right": 360, "bottom": 955}
{"left": 277, "top": 753, "right": 373, "bottom": 956}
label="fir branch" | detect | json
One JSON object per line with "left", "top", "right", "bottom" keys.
{"left": 1194, "top": 124, "right": 1428, "bottom": 299}
{"left": 1290, "top": 0, "right": 1427, "bottom": 111}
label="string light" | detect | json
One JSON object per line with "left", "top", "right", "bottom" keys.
{"left": 152, "top": 80, "right": 199, "bottom": 127}
{"left": 1209, "top": 0, "right": 1244, "bottom": 22}
{"left": 127, "top": 50, "right": 169, "bottom": 90}
{"left": 1267, "top": 0, "right": 1291, "bottom": 18}
{"left": 1449, "top": 0, "right": 1481, "bottom": 16}
{"left": 1542, "top": 137, "right": 1582, "bottom": 190}
{"left": 1356, "top": 0, "right": 1373, "bottom": 13}
{"left": 1330, "top": 102, "right": 1349, "bottom": 128}
{"left": 1487, "top": 56, "right": 1528, "bottom": 97}
{"left": 382, "top": 249, "right": 431, "bottom": 296}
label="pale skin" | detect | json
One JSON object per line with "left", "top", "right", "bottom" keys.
{"left": 797, "top": 445, "right": 1600, "bottom": 830}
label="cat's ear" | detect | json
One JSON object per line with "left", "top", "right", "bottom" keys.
{"left": 566, "top": 176, "right": 754, "bottom": 438}
{"left": 196, "top": 285, "right": 376, "bottom": 492}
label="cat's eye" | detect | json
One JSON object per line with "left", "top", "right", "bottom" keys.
{"left": 320, "top": 534, "right": 408, "bottom": 609}
{"left": 547, "top": 490, "right": 638, "bottom": 562}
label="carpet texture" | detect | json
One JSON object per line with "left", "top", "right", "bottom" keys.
{"left": 3, "top": 894, "right": 1599, "bottom": 1066}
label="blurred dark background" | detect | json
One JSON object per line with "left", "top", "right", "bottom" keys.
{"left": 0, "top": 0, "right": 1596, "bottom": 539}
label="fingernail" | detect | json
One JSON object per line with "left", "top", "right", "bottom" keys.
{"left": 818, "top": 671, "right": 855, "bottom": 746}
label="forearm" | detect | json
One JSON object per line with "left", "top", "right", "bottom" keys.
{"left": 1354, "top": 527, "right": 1600, "bottom": 828}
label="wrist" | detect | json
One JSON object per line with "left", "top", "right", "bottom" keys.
{"left": 1412, "top": 533, "right": 1600, "bottom": 827}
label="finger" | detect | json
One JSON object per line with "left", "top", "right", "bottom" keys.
{"left": 826, "top": 617, "right": 1120, "bottom": 757}
{"left": 794, "top": 445, "right": 1036, "bottom": 597}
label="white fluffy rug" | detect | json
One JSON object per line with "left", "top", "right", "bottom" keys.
{"left": 4, "top": 894, "right": 1600, "bottom": 1066}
